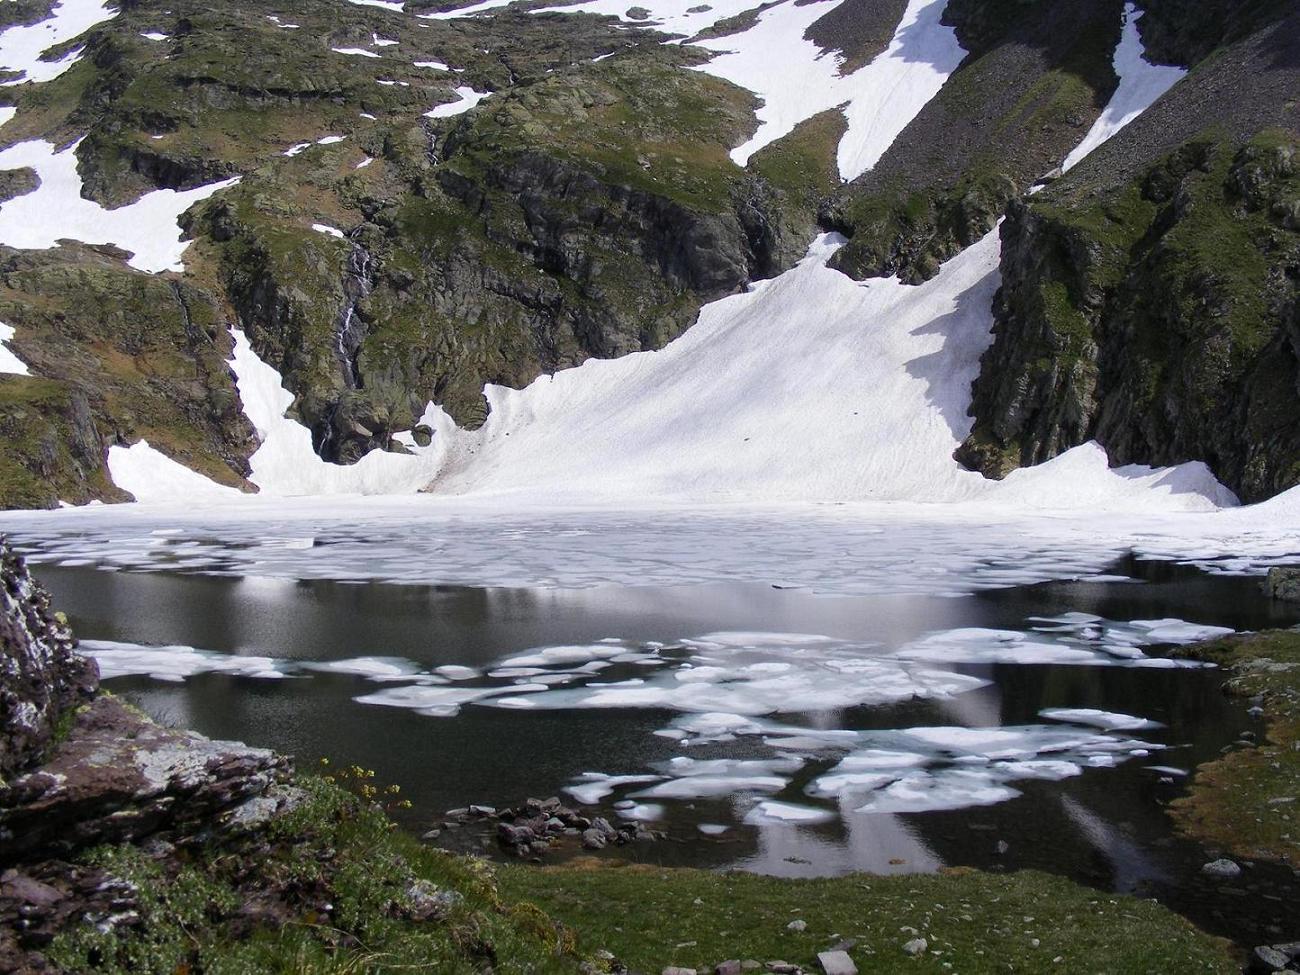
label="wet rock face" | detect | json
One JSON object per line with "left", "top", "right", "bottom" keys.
{"left": 0, "top": 540, "right": 97, "bottom": 779}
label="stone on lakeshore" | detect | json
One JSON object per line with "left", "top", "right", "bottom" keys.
{"left": 1249, "top": 945, "right": 1293, "bottom": 973}
{"left": 1200, "top": 858, "right": 1242, "bottom": 879}
{"left": 902, "top": 938, "right": 928, "bottom": 956}
{"left": 816, "top": 950, "right": 857, "bottom": 975}
{"left": 1265, "top": 567, "right": 1300, "bottom": 602}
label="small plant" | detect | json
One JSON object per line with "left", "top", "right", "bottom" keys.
{"left": 317, "top": 758, "right": 412, "bottom": 815}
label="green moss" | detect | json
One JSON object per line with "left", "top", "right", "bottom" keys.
{"left": 47, "top": 777, "right": 583, "bottom": 975}
{"left": 1170, "top": 629, "right": 1300, "bottom": 865}
{"left": 500, "top": 862, "right": 1236, "bottom": 974}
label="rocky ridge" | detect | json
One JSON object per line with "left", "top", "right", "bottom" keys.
{"left": 956, "top": 7, "right": 1300, "bottom": 499}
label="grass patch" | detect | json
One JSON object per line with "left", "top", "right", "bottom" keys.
{"left": 45, "top": 776, "right": 583, "bottom": 975}
{"left": 1171, "top": 628, "right": 1300, "bottom": 865}
{"left": 500, "top": 860, "right": 1236, "bottom": 974}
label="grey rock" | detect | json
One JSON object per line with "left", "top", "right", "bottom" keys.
{"left": 581, "top": 828, "right": 607, "bottom": 850}
{"left": 1266, "top": 567, "right": 1300, "bottom": 602}
{"left": 786, "top": 919, "right": 807, "bottom": 932}
{"left": 0, "top": 541, "right": 98, "bottom": 778}
{"left": 766, "top": 964, "right": 800, "bottom": 974}
{"left": 662, "top": 968, "right": 696, "bottom": 975}
{"left": 1251, "top": 945, "right": 1294, "bottom": 973}
{"left": 715, "top": 961, "right": 742, "bottom": 975}
{"left": 816, "top": 950, "right": 857, "bottom": 975}
{"left": 0, "top": 694, "right": 290, "bottom": 862}
{"left": 902, "top": 938, "right": 928, "bottom": 956}
{"left": 1200, "top": 858, "right": 1242, "bottom": 879}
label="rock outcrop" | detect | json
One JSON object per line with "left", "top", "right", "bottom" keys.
{"left": 957, "top": 8, "right": 1300, "bottom": 500}
{"left": 0, "top": 539, "right": 292, "bottom": 865}
{"left": 0, "top": 541, "right": 96, "bottom": 778}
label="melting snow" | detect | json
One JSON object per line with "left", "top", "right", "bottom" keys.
{"left": 0, "top": 139, "right": 238, "bottom": 272}
{"left": 425, "top": 85, "right": 490, "bottom": 118}
{"left": 312, "top": 223, "right": 346, "bottom": 238}
{"left": 1062, "top": 3, "right": 1185, "bottom": 172}
{"left": 0, "top": 322, "right": 30, "bottom": 375}
{"left": 332, "top": 46, "right": 381, "bottom": 58}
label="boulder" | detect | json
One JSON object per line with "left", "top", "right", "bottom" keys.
{"left": 0, "top": 695, "right": 290, "bottom": 863}
{"left": 1266, "top": 567, "right": 1300, "bottom": 602}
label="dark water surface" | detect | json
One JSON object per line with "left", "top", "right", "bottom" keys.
{"left": 33, "top": 557, "right": 1300, "bottom": 949}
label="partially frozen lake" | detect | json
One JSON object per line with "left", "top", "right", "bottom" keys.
{"left": 4, "top": 501, "right": 1299, "bottom": 948}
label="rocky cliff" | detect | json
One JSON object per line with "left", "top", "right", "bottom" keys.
{"left": 957, "top": 8, "right": 1300, "bottom": 500}
{"left": 823, "top": 0, "right": 1124, "bottom": 284}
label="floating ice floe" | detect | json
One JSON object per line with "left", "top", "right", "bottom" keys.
{"left": 891, "top": 613, "right": 1232, "bottom": 669}
{"left": 1039, "top": 708, "right": 1161, "bottom": 732}
{"left": 82, "top": 639, "right": 289, "bottom": 681}
{"left": 0, "top": 139, "right": 238, "bottom": 272}
{"left": 477, "top": 631, "right": 987, "bottom": 716}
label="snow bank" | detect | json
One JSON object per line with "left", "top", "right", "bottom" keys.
{"left": 106, "top": 441, "right": 243, "bottom": 503}
{"left": 0, "top": 139, "right": 238, "bottom": 272}
{"left": 0, "top": 0, "right": 117, "bottom": 86}
{"left": 0, "top": 321, "right": 30, "bottom": 375}
{"left": 425, "top": 229, "right": 1232, "bottom": 512}
{"left": 689, "top": 0, "right": 963, "bottom": 173}
{"left": 424, "top": 85, "right": 490, "bottom": 118}
{"left": 1062, "top": 3, "right": 1185, "bottom": 172}
{"left": 228, "top": 328, "right": 453, "bottom": 496}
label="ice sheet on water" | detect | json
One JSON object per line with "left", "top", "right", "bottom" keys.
{"left": 478, "top": 631, "right": 987, "bottom": 716}
{"left": 82, "top": 639, "right": 289, "bottom": 682}
{"left": 893, "top": 613, "right": 1230, "bottom": 668}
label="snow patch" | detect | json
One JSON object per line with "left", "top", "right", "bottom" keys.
{"left": 1062, "top": 4, "right": 1185, "bottom": 172}
{"left": 0, "top": 139, "right": 238, "bottom": 272}
{"left": 0, "top": 0, "right": 117, "bottom": 85}
{"left": 425, "top": 85, "right": 490, "bottom": 118}
{"left": 0, "top": 321, "right": 30, "bottom": 375}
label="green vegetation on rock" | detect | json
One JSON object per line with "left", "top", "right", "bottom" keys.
{"left": 1171, "top": 627, "right": 1300, "bottom": 866}
{"left": 959, "top": 129, "right": 1300, "bottom": 501}
{"left": 500, "top": 860, "right": 1237, "bottom": 974}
